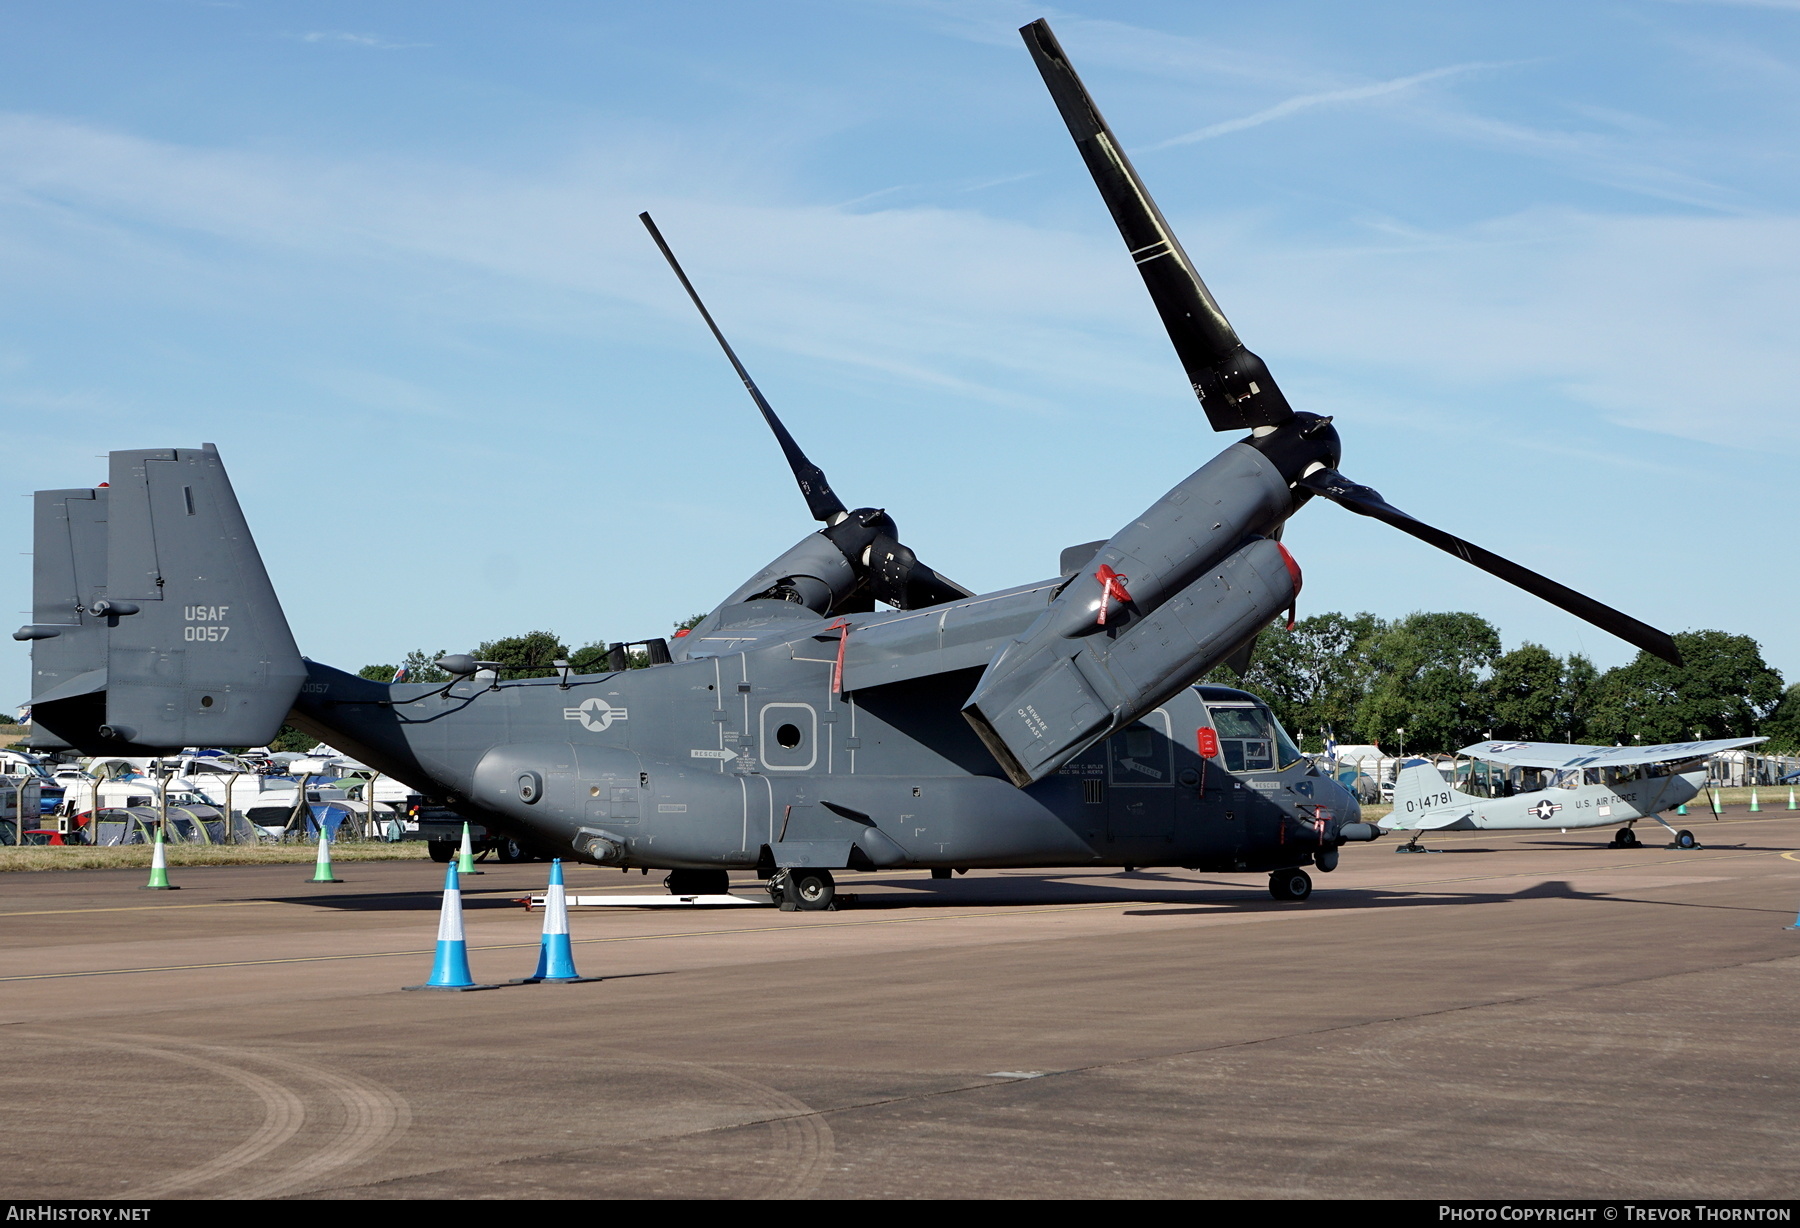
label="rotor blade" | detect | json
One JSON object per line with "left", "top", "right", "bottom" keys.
{"left": 1298, "top": 469, "right": 1683, "bottom": 666}
{"left": 639, "top": 211, "right": 847, "bottom": 523}
{"left": 1020, "top": 20, "right": 1292, "bottom": 432}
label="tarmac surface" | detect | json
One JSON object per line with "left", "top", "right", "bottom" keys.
{"left": 1, "top": 807, "right": 1796, "bottom": 1200}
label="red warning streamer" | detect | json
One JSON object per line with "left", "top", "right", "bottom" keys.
{"left": 827, "top": 619, "right": 851, "bottom": 694}
{"left": 1094, "top": 565, "right": 1132, "bottom": 626}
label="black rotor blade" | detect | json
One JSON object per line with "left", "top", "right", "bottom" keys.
{"left": 639, "top": 211, "right": 847, "bottom": 523}
{"left": 1299, "top": 468, "right": 1683, "bottom": 666}
{"left": 1020, "top": 19, "right": 1292, "bottom": 432}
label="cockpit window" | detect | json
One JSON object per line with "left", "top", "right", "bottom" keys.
{"left": 1205, "top": 703, "right": 1304, "bottom": 772}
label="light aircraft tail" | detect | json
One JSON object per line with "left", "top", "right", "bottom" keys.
{"left": 1386, "top": 762, "right": 1461, "bottom": 829}
{"left": 15, "top": 445, "right": 305, "bottom": 754}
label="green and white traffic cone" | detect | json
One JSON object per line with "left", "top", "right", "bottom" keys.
{"left": 306, "top": 821, "right": 342, "bottom": 883}
{"left": 1710, "top": 791, "right": 1723, "bottom": 818}
{"left": 1750, "top": 787, "right": 1761, "bottom": 814}
{"left": 456, "top": 821, "right": 482, "bottom": 875}
{"left": 142, "top": 827, "right": 177, "bottom": 890}
{"left": 1788, "top": 787, "right": 1796, "bottom": 811}
{"left": 1677, "top": 802, "right": 1687, "bottom": 816}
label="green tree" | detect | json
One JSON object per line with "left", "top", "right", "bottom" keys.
{"left": 1558, "top": 653, "right": 1599, "bottom": 743}
{"left": 358, "top": 664, "right": 398, "bottom": 682}
{"left": 270, "top": 724, "right": 315, "bottom": 753}
{"left": 1761, "top": 683, "right": 1800, "bottom": 755}
{"left": 1588, "top": 630, "right": 1784, "bottom": 745}
{"left": 475, "top": 630, "right": 570, "bottom": 679}
{"left": 1226, "top": 612, "right": 1386, "bottom": 748}
{"left": 1484, "top": 643, "right": 1563, "bottom": 742}
{"left": 399, "top": 649, "right": 450, "bottom": 683}
{"left": 1356, "top": 612, "right": 1501, "bottom": 753}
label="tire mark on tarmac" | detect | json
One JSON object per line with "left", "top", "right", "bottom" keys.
{"left": 33, "top": 1034, "right": 409, "bottom": 1199}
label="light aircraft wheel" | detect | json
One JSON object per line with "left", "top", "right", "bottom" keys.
{"left": 1675, "top": 829, "right": 1698, "bottom": 849}
{"left": 790, "top": 868, "right": 836, "bottom": 911}
{"left": 1616, "top": 828, "right": 1639, "bottom": 848}
{"left": 1268, "top": 869, "right": 1312, "bottom": 902}
{"left": 428, "top": 841, "right": 455, "bottom": 864}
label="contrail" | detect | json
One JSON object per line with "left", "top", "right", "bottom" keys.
{"left": 1145, "top": 62, "right": 1495, "bottom": 150}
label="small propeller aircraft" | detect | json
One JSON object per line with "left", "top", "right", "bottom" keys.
{"left": 1381, "top": 737, "right": 1765, "bottom": 852}
{"left": 14, "top": 20, "right": 1684, "bottom": 908}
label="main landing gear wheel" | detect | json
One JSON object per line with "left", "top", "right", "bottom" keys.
{"left": 1268, "top": 869, "right": 1312, "bottom": 902}
{"left": 1673, "top": 829, "right": 1699, "bottom": 850}
{"left": 428, "top": 841, "right": 454, "bottom": 863}
{"left": 789, "top": 868, "right": 836, "bottom": 911}
{"left": 665, "top": 869, "right": 729, "bottom": 896}
{"left": 1611, "top": 828, "right": 1640, "bottom": 848}
{"left": 497, "top": 838, "right": 530, "bottom": 863}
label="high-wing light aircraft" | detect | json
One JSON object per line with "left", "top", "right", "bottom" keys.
{"left": 1381, "top": 738, "right": 1765, "bottom": 851}
{"left": 14, "top": 21, "right": 1683, "bottom": 909}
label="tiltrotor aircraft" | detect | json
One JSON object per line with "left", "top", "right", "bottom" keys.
{"left": 1382, "top": 737, "right": 1764, "bottom": 853}
{"left": 14, "top": 20, "right": 1683, "bottom": 909}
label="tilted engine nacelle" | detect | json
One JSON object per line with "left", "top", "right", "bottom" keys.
{"left": 964, "top": 443, "right": 1298, "bottom": 787}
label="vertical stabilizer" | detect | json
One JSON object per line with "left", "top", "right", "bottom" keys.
{"left": 16, "top": 445, "right": 305, "bottom": 753}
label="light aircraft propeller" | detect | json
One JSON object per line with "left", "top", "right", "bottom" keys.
{"left": 640, "top": 211, "right": 971, "bottom": 613}
{"left": 1020, "top": 19, "right": 1682, "bottom": 668}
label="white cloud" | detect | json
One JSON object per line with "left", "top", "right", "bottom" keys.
{"left": 286, "top": 31, "right": 431, "bottom": 50}
{"left": 1144, "top": 62, "right": 1501, "bottom": 149}
{"left": 1, "top": 110, "right": 1796, "bottom": 453}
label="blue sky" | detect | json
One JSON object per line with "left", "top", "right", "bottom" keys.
{"left": 5, "top": 0, "right": 1798, "bottom": 709}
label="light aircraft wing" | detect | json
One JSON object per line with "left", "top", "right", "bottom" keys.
{"left": 1456, "top": 737, "right": 1767, "bottom": 770}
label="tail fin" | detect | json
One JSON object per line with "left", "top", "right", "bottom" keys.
{"left": 1389, "top": 762, "right": 1452, "bottom": 817}
{"left": 16, "top": 445, "right": 304, "bottom": 753}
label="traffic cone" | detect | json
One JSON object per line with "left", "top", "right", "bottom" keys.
{"left": 141, "top": 826, "right": 178, "bottom": 891}
{"left": 1750, "top": 788, "right": 1761, "bottom": 813}
{"left": 514, "top": 860, "right": 597, "bottom": 984}
{"left": 306, "top": 820, "right": 342, "bottom": 883}
{"left": 1709, "top": 791, "right": 1723, "bottom": 817}
{"left": 404, "top": 864, "right": 492, "bottom": 991}
{"left": 1788, "top": 787, "right": 1796, "bottom": 811}
{"left": 1677, "top": 803, "right": 1687, "bottom": 816}
{"left": 456, "top": 821, "right": 482, "bottom": 875}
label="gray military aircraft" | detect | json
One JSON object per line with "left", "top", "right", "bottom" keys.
{"left": 1382, "top": 737, "right": 1765, "bottom": 852}
{"left": 14, "top": 20, "right": 1683, "bottom": 909}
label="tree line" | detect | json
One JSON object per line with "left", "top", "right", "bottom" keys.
{"left": 1210, "top": 611, "right": 1798, "bottom": 756}
{"left": 271, "top": 609, "right": 1797, "bottom": 758}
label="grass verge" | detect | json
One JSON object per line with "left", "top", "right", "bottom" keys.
{"left": 0, "top": 841, "right": 432, "bottom": 873}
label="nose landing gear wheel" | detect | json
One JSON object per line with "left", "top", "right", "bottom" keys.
{"left": 1268, "top": 869, "right": 1312, "bottom": 901}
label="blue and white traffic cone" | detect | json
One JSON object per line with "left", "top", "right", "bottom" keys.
{"left": 404, "top": 863, "right": 492, "bottom": 991}
{"left": 514, "top": 859, "right": 597, "bottom": 984}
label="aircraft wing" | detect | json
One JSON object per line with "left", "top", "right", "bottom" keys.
{"left": 1456, "top": 737, "right": 1767, "bottom": 770}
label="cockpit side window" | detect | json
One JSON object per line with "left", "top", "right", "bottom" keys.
{"left": 1205, "top": 703, "right": 1304, "bottom": 772}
